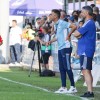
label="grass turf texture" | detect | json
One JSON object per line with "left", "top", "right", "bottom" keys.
{"left": 0, "top": 67, "right": 100, "bottom": 100}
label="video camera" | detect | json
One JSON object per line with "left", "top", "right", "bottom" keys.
{"left": 35, "top": 29, "right": 44, "bottom": 39}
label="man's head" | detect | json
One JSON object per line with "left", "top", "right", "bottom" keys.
{"left": 51, "top": 9, "right": 60, "bottom": 22}
{"left": 81, "top": 6, "right": 93, "bottom": 19}
{"left": 93, "top": 7, "right": 99, "bottom": 15}
{"left": 60, "top": 10, "right": 66, "bottom": 19}
{"left": 47, "top": 14, "right": 52, "bottom": 21}
{"left": 40, "top": 15, "right": 47, "bottom": 26}
{"left": 36, "top": 17, "right": 41, "bottom": 26}
{"left": 12, "top": 20, "right": 17, "bottom": 27}
{"left": 72, "top": 10, "right": 79, "bottom": 16}
{"left": 79, "top": 20, "right": 84, "bottom": 27}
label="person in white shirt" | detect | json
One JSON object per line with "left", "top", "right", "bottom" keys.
{"left": 9, "top": 20, "right": 22, "bottom": 65}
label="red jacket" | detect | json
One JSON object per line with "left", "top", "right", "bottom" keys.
{"left": 0, "top": 35, "right": 3, "bottom": 44}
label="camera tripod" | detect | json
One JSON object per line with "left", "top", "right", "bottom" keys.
{"left": 28, "top": 41, "right": 41, "bottom": 77}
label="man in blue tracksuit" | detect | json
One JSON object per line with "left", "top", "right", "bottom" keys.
{"left": 49, "top": 9, "right": 77, "bottom": 94}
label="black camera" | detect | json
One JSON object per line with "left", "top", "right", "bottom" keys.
{"left": 36, "top": 29, "right": 44, "bottom": 38}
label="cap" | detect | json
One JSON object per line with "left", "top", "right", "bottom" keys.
{"left": 68, "top": 16, "right": 74, "bottom": 22}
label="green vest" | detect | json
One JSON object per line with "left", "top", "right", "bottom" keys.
{"left": 41, "top": 45, "right": 51, "bottom": 51}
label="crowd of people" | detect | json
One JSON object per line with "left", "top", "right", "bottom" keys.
{"left": 8, "top": 4, "right": 100, "bottom": 98}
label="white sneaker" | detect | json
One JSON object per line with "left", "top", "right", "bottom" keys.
{"left": 9, "top": 63, "right": 15, "bottom": 66}
{"left": 15, "top": 62, "right": 21, "bottom": 66}
{"left": 67, "top": 86, "right": 77, "bottom": 93}
{"left": 54, "top": 87, "right": 68, "bottom": 94}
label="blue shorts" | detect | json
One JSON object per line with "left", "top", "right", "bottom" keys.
{"left": 80, "top": 55, "right": 93, "bottom": 70}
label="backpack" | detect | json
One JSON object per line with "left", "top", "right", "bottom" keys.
{"left": 40, "top": 69, "right": 55, "bottom": 77}
{"left": 28, "top": 40, "right": 36, "bottom": 51}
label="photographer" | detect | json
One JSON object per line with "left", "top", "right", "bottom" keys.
{"left": 36, "top": 26, "right": 51, "bottom": 71}
{"left": 21, "top": 23, "right": 35, "bottom": 41}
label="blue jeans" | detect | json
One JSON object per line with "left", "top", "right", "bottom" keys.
{"left": 10, "top": 43, "right": 21, "bottom": 63}
{"left": 58, "top": 47, "right": 75, "bottom": 87}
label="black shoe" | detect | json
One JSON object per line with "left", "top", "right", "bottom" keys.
{"left": 80, "top": 92, "right": 94, "bottom": 98}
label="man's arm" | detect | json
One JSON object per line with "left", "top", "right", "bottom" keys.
{"left": 66, "top": 23, "right": 77, "bottom": 40}
{"left": 73, "top": 30, "right": 82, "bottom": 38}
{"left": 36, "top": 36, "right": 46, "bottom": 45}
{"left": 49, "top": 37, "right": 57, "bottom": 44}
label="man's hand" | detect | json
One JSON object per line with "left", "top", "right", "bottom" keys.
{"left": 73, "top": 30, "right": 82, "bottom": 39}
{"left": 66, "top": 36, "right": 71, "bottom": 41}
{"left": 76, "top": 35, "right": 82, "bottom": 39}
{"left": 36, "top": 36, "right": 40, "bottom": 41}
{"left": 45, "top": 42, "right": 49, "bottom": 46}
{"left": 46, "top": 41, "right": 51, "bottom": 46}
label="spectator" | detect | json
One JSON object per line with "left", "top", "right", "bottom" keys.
{"left": 93, "top": 7, "right": 100, "bottom": 25}
{"left": 78, "top": 11, "right": 82, "bottom": 22}
{"left": 36, "top": 26, "right": 51, "bottom": 70}
{"left": 40, "top": 15, "right": 47, "bottom": 27}
{"left": 92, "top": 13, "right": 100, "bottom": 31}
{"left": 21, "top": 23, "right": 35, "bottom": 41}
{"left": 72, "top": 10, "right": 79, "bottom": 16}
{"left": 73, "top": 6, "right": 96, "bottom": 98}
{"left": 26, "top": 23, "right": 33, "bottom": 29}
{"left": 71, "top": 15, "right": 78, "bottom": 27}
{"left": 60, "top": 10, "right": 69, "bottom": 22}
{"left": 35, "top": 17, "right": 41, "bottom": 30}
{"left": 78, "top": 20, "right": 84, "bottom": 29}
{"left": 92, "top": 13, "right": 100, "bottom": 40}
{"left": 9, "top": 20, "right": 22, "bottom": 66}
{"left": 45, "top": 14, "right": 53, "bottom": 34}
{"left": 60, "top": 10, "right": 66, "bottom": 20}
{"left": 68, "top": 16, "right": 74, "bottom": 23}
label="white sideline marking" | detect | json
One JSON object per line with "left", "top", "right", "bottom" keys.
{"left": 95, "top": 91, "right": 100, "bottom": 94}
{"left": 0, "top": 76, "right": 88, "bottom": 100}
{"left": 0, "top": 76, "right": 50, "bottom": 92}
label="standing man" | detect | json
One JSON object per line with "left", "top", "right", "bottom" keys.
{"left": 93, "top": 7, "right": 100, "bottom": 26}
{"left": 73, "top": 6, "right": 96, "bottom": 98}
{"left": 9, "top": 20, "right": 22, "bottom": 66}
{"left": 49, "top": 9, "right": 77, "bottom": 94}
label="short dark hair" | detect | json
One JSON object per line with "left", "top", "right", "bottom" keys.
{"left": 42, "top": 15, "right": 47, "bottom": 21}
{"left": 90, "top": 4, "right": 95, "bottom": 8}
{"left": 73, "top": 15, "right": 78, "bottom": 21}
{"left": 52, "top": 9, "right": 61, "bottom": 18}
{"left": 42, "top": 26, "right": 49, "bottom": 33}
{"left": 60, "top": 10, "right": 66, "bottom": 14}
{"left": 93, "top": 7, "right": 99, "bottom": 14}
{"left": 36, "top": 17, "right": 41, "bottom": 21}
{"left": 27, "top": 23, "right": 32, "bottom": 29}
{"left": 82, "top": 6, "right": 93, "bottom": 16}
{"left": 92, "top": 13, "right": 97, "bottom": 21}
{"left": 12, "top": 20, "right": 17, "bottom": 23}
{"left": 72, "top": 10, "right": 79, "bottom": 16}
